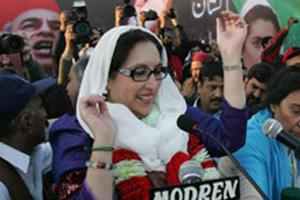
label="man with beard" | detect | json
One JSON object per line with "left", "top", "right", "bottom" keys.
{"left": 245, "top": 62, "right": 275, "bottom": 118}
{"left": 10, "top": 9, "right": 60, "bottom": 75}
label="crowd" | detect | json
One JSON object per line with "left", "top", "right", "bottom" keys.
{"left": 0, "top": 0, "right": 300, "bottom": 200}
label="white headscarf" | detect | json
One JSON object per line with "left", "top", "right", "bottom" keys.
{"left": 240, "top": 0, "right": 269, "bottom": 18}
{"left": 240, "top": 0, "right": 279, "bottom": 24}
{"left": 76, "top": 26, "right": 188, "bottom": 171}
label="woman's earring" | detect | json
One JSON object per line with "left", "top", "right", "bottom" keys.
{"left": 103, "top": 88, "right": 110, "bottom": 101}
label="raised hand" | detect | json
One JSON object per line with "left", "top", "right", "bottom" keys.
{"left": 216, "top": 11, "right": 248, "bottom": 65}
{"left": 139, "top": 11, "right": 147, "bottom": 27}
{"left": 286, "top": 16, "right": 298, "bottom": 30}
{"left": 79, "top": 94, "right": 117, "bottom": 144}
{"left": 159, "top": 10, "right": 168, "bottom": 28}
{"left": 115, "top": 5, "right": 124, "bottom": 26}
{"left": 59, "top": 10, "right": 69, "bottom": 32}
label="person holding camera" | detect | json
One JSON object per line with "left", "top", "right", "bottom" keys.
{"left": 0, "top": 32, "right": 48, "bottom": 81}
{"left": 156, "top": 8, "right": 190, "bottom": 83}
{"left": 115, "top": 0, "right": 139, "bottom": 27}
{"left": 52, "top": 0, "right": 97, "bottom": 78}
{"left": 57, "top": 25, "right": 76, "bottom": 86}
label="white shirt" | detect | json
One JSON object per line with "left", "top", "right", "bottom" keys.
{"left": 0, "top": 142, "right": 52, "bottom": 200}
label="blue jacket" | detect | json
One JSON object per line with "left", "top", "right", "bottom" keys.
{"left": 234, "top": 108, "right": 292, "bottom": 200}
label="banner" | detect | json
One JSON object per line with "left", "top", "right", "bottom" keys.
{"left": 1, "top": 0, "right": 299, "bottom": 45}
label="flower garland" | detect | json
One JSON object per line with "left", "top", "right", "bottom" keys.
{"left": 112, "top": 135, "right": 221, "bottom": 200}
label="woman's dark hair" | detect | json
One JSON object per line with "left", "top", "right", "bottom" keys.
{"left": 109, "top": 29, "right": 163, "bottom": 78}
{"left": 263, "top": 65, "right": 300, "bottom": 107}
{"left": 244, "top": 5, "right": 280, "bottom": 33}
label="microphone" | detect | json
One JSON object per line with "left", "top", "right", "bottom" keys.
{"left": 263, "top": 118, "right": 300, "bottom": 159}
{"left": 177, "top": 114, "right": 269, "bottom": 200}
{"left": 178, "top": 160, "right": 204, "bottom": 184}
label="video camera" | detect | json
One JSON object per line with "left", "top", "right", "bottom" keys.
{"left": 68, "top": 0, "right": 91, "bottom": 44}
{"left": 0, "top": 33, "right": 24, "bottom": 54}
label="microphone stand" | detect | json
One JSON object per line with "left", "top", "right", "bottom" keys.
{"left": 193, "top": 127, "right": 269, "bottom": 200}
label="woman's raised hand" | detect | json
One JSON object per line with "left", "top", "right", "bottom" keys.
{"left": 79, "top": 94, "right": 117, "bottom": 144}
{"left": 216, "top": 11, "right": 248, "bottom": 65}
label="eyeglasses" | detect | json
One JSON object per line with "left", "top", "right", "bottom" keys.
{"left": 118, "top": 64, "right": 168, "bottom": 82}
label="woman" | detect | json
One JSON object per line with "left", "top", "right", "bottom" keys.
{"left": 240, "top": 0, "right": 280, "bottom": 72}
{"left": 52, "top": 11, "right": 248, "bottom": 199}
{"left": 78, "top": 25, "right": 221, "bottom": 200}
{"left": 221, "top": 66, "right": 300, "bottom": 200}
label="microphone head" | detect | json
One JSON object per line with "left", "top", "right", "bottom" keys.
{"left": 178, "top": 160, "right": 204, "bottom": 184}
{"left": 262, "top": 118, "right": 283, "bottom": 139}
{"left": 177, "top": 114, "right": 195, "bottom": 133}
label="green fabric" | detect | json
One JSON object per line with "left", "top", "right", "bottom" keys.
{"left": 232, "top": 0, "right": 300, "bottom": 49}
{"left": 113, "top": 160, "right": 147, "bottom": 184}
{"left": 141, "top": 104, "right": 160, "bottom": 127}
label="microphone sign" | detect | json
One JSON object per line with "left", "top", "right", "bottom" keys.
{"left": 150, "top": 176, "right": 240, "bottom": 200}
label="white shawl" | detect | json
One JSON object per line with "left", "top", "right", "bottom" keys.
{"left": 76, "top": 26, "right": 188, "bottom": 171}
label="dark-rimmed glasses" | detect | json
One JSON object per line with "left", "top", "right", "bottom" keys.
{"left": 118, "top": 64, "right": 168, "bottom": 82}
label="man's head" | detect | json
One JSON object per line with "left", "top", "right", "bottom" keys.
{"left": 10, "top": 9, "right": 60, "bottom": 74}
{"left": 0, "top": 33, "right": 25, "bottom": 75}
{"left": 198, "top": 61, "right": 224, "bottom": 114}
{"left": 282, "top": 47, "right": 300, "bottom": 67}
{"left": 191, "top": 52, "right": 213, "bottom": 82}
{"left": 0, "top": 72, "right": 55, "bottom": 149}
{"left": 245, "top": 62, "right": 275, "bottom": 108}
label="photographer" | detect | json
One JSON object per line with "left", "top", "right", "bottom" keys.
{"left": 57, "top": 25, "right": 75, "bottom": 86}
{"left": 156, "top": 8, "right": 190, "bottom": 83}
{"left": 138, "top": 9, "right": 159, "bottom": 28}
{"left": 52, "top": 0, "right": 99, "bottom": 77}
{"left": 0, "top": 32, "right": 47, "bottom": 81}
{"left": 115, "top": 0, "right": 137, "bottom": 26}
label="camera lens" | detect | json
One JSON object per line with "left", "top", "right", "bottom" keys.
{"left": 73, "top": 20, "right": 91, "bottom": 36}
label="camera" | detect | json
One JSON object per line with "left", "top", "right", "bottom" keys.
{"left": 167, "top": 8, "right": 176, "bottom": 19}
{"left": 68, "top": 0, "right": 91, "bottom": 44}
{"left": 123, "top": 0, "right": 136, "bottom": 18}
{"left": 144, "top": 10, "right": 158, "bottom": 21}
{"left": 0, "top": 33, "right": 24, "bottom": 54}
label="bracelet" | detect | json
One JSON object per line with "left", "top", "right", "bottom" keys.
{"left": 223, "top": 63, "right": 242, "bottom": 71}
{"left": 84, "top": 146, "right": 114, "bottom": 152}
{"left": 86, "top": 160, "right": 114, "bottom": 170}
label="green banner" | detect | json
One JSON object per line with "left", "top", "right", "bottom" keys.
{"left": 232, "top": 0, "right": 300, "bottom": 49}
